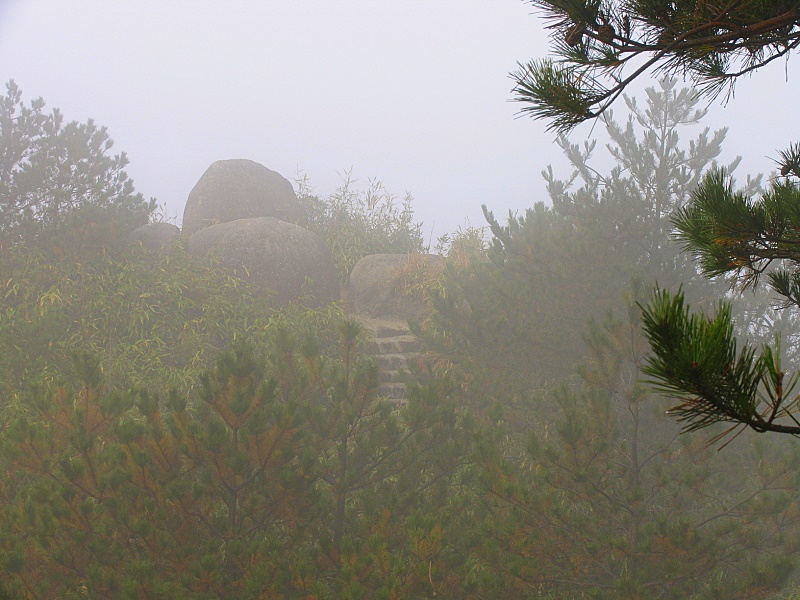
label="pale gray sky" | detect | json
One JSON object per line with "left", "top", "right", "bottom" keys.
{"left": 1, "top": 0, "right": 797, "bottom": 239}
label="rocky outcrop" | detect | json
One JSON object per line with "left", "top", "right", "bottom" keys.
{"left": 187, "top": 217, "right": 339, "bottom": 307}
{"left": 182, "top": 159, "right": 302, "bottom": 235}
{"left": 176, "top": 160, "right": 437, "bottom": 398}
{"left": 128, "top": 222, "right": 180, "bottom": 253}
{"left": 347, "top": 253, "right": 445, "bottom": 321}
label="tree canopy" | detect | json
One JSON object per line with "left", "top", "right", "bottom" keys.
{"left": 0, "top": 80, "right": 155, "bottom": 242}
{"left": 4, "top": 79, "right": 800, "bottom": 597}
{"left": 513, "top": 0, "right": 800, "bottom": 441}
{"left": 513, "top": 0, "right": 800, "bottom": 132}
{"left": 424, "top": 79, "right": 737, "bottom": 391}
{"left": 640, "top": 169, "right": 800, "bottom": 438}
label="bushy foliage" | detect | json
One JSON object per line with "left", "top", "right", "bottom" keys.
{"left": 410, "top": 82, "right": 800, "bottom": 595}
{"left": 0, "top": 95, "right": 347, "bottom": 400}
{"left": 296, "top": 171, "right": 424, "bottom": 280}
{"left": 3, "top": 81, "right": 800, "bottom": 598}
{"left": 470, "top": 290, "right": 800, "bottom": 598}
{"left": 2, "top": 306, "right": 797, "bottom": 597}
{"left": 0, "top": 80, "right": 156, "bottom": 243}
{"left": 515, "top": 0, "right": 800, "bottom": 446}
{"left": 0, "top": 327, "right": 473, "bottom": 598}
{"left": 423, "top": 80, "right": 761, "bottom": 395}
{"left": 0, "top": 232, "right": 346, "bottom": 399}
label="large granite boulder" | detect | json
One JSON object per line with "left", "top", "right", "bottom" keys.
{"left": 347, "top": 253, "right": 445, "bottom": 320}
{"left": 128, "top": 222, "right": 181, "bottom": 253}
{"left": 187, "top": 217, "right": 339, "bottom": 307}
{"left": 182, "top": 160, "right": 302, "bottom": 235}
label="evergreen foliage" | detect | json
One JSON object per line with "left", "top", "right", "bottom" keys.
{"left": 423, "top": 80, "right": 737, "bottom": 391}
{"left": 472, "top": 291, "right": 800, "bottom": 598}
{"left": 512, "top": 0, "right": 800, "bottom": 131}
{"left": 0, "top": 80, "right": 155, "bottom": 243}
{"left": 4, "top": 80, "right": 800, "bottom": 597}
{"left": 516, "top": 0, "right": 800, "bottom": 440}
{"left": 0, "top": 328, "right": 473, "bottom": 598}
{"left": 641, "top": 162, "right": 800, "bottom": 436}
{"left": 642, "top": 287, "right": 800, "bottom": 435}
{"left": 413, "top": 77, "right": 800, "bottom": 593}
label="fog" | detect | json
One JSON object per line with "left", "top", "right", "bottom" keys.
{"left": 3, "top": 2, "right": 800, "bottom": 598}
{"left": 3, "top": 0, "right": 797, "bottom": 238}
{"left": 1, "top": 0, "right": 548, "bottom": 237}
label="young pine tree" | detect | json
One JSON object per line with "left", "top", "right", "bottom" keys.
{"left": 472, "top": 289, "right": 800, "bottom": 598}
{"left": 425, "top": 79, "right": 743, "bottom": 398}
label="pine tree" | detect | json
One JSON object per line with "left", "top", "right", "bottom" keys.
{"left": 0, "top": 345, "right": 316, "bottom": 597}
{"left": 279, "top": 320, "right": 473, "bottom": 597}
{"left": 425, "top": 79, "right": 741, "bottom": 392}
{"left": 637, "top": 115, "right": 800, "bottom": 440}
{"left": 0, "top": 324, "right": 476, "bottom": 597}
{"left": 515, "top": 0, "right": 800, "bottom": 440}
{"left": 512, "top": 1, "right": 800, "bottom": 132}
{"left": 471, "top": 290, "right": 800, "bottom": 598}
{"left": 0, "top": 80, "right": 155, "bottom": 243}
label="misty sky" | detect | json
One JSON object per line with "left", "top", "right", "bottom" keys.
{"left": 1, "top": 0, "right": 798, "bottom": 240}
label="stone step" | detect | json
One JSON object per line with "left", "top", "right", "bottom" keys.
{"left": 379, "top": 369, "right": 406, "bottom": 383}
{"left": 377, "top": 382, "right": 407, "bottom": 401}
{"left": 356, "top": 321, "right": 423, "bottom": 404}
{"left": 369, "top": 335, "right": 421, "bottom": 354}
{"left": 372, "top": 323, "right": 411, "bottom": 338}
{"left": 353, "top": 317, "right": 410, "bottom": 338}
{"left": 373, "top": 352, "right": 416, "bottom": 370}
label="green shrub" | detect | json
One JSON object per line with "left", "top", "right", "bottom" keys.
{"left": 296, "top": 170, "right": 424, "bottom": 280}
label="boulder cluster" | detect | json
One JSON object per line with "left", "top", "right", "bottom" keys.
{"left": 128, "top": 159, "right": 442, "bottom": 318}
{"left": 128, "top": 159, "right": 445, "bottom": 400}
{"left": 129, "top": 159, "right": 338, "bottom": 307}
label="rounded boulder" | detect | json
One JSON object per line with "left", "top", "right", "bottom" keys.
{"left": 187, "top": 217, "right": 339, "bottom": 307}
{"left": 347, "top": 253, "right": 445, "bottom": 320}
{"left": 182, "top": 160, "right": 302, "bottom": 235}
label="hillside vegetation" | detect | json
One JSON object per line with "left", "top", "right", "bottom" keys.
{"left": 2, "top": 80, "right": 800, "bottom": 599}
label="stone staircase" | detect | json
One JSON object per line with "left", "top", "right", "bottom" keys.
{"left": 357, "top": 317, "right": 421, "bottom": 402}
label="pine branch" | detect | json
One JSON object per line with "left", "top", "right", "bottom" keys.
{"left": 515, "top": 2, "right": 800, "bottom": 131}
